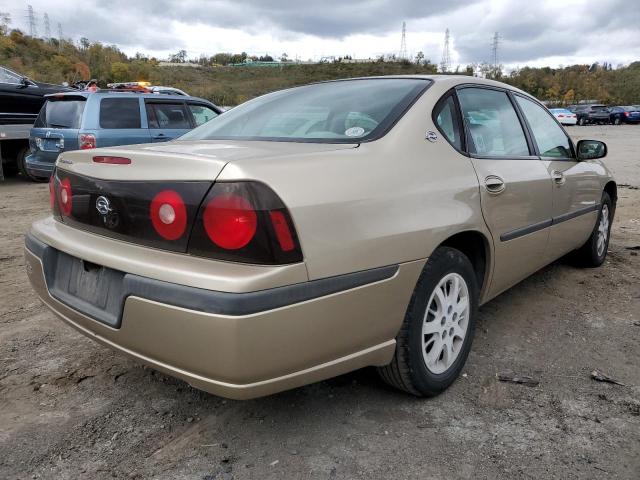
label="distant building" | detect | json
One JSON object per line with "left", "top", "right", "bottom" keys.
{"left": 158, "top": 62, "right": 203, "bottom": 68}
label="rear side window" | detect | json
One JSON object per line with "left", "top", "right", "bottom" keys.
{"left": 457, "top": 88, "right": 529, "bottom": 157}
{"left": 146, "top": 103, "right": 190, "bottom": 129}
{"left": 515, "top": 96, "right": 573, "bottom": 159}
{"left": 433, "top": 94, "right": 462, "bottom": 150}
{"left": 188, "top": 104, "right": 218, "bottom": 126}
{"left": 34, "top": 99, "right": 86, "bottom": 129}
{"left": 100, "top": 98, "right": 141, "bottom": 129}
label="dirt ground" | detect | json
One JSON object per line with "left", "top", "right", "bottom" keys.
{"left": 1, "top": 125, "right": 639, "bottom": 480}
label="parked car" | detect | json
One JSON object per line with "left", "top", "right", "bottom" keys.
{"left": 569, "top": 104, "right": 610, "bottom": 125}
{"left": 608, "top": 106, "right": 640, "bottom": 124}
{"left": 23, "top": 91, "right": 221, "bottom": 181}
{"left": 25, "top": 76, "right": 616, "bottom": 400}
{"left": 0, "top": 66, "right": 72, "bottom": 179}
{"left": 549, "top": 108, "right": 577, "bottom": 125}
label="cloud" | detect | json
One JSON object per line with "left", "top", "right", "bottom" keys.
{"left": 5, "top": 0, "right": 639, "bottom": 67}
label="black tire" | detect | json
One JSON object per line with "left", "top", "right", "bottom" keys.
{"left": 17, "top": 147, "right": 47, "bottom": 183}
{"left": 578, "top": 117, "right": 585, "bottom": 126}
{"left": 613, "top": 117, "right": 621, "bottom": 125}
{"left": 571, "top": 192, "right": 613, "bottom": 267}
{"left": 378, "top": 247, "right": 479, "bottom": 396}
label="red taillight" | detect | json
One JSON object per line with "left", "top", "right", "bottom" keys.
{"left": 572, "top": 114, "right": 576, "bottom": 118}
{"left": 150, "top": 190, "right": 187, "bottom": 240}
{"left": 93, "top": 156, "right": 131, "bottom": 164}
{"left": 59, "top": 178, "right": 72, "bottom": 216}
{"left": 49, "top": 175, "right": 55, "bottom": 210}
{"left": 558, "top": 114, "right": 565, "bottom": 118}
{"left": 269, "top": 211, "right": 295, "bottom": 252}
{"left": 78, "top": 133, "right": 96, "bottom": 150}
{"left": 624, "top": 111, "right": 629, "bottom": 117}
{"left": 203, "top": 194, "right": 257, "bottom": 250}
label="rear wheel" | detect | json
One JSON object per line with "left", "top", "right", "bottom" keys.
{"left": 17, "top": 147, "right": 47, "bottom": 183}
{"left": 378, "top": 247, "right": 478, "bottom": 396}
{"left": 578, "top": 117, "right": 586, "bottom": 126}
{"left": 571, "top": 192, "right": 612, "bottom": 267}
{"left": 613, "top": 117, "right": 621, "bottom": 125}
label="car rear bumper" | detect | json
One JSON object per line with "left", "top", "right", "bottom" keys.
{"left": 24, "top": 224, "right": 423, "bottom": 399}
{"left": 25, "top": 151, "right": 56, "bottom": 177}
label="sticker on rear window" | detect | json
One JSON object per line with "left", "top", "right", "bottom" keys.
{"left": 345, "top": 126, "right": 365, "bottom": 137}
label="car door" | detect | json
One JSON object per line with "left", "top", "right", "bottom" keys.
{"left": 95, "top": 97, "right": 151, "bottom": 147}
{"left": 0, "top": 67, "right": 40, "bottom": 122}
{"left": 513, "top": 95, "right": 601, "bottom": 261}
{"left": 456, "top": 86, "right": 553, "bottom": 298}
{"left": 145, "top": 100, "right": 192, "bottom": 142}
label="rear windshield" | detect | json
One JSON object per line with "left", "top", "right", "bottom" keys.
{"left": 180, "top": 78, "right": 431, "bottom": 143}
{"left": 34, "top": 99, "right": 86, "bottom": 129}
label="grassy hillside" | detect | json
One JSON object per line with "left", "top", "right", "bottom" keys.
{"left": 2, "top": 29, "right": 639, "bottom": 106}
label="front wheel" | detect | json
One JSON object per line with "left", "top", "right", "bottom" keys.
{"left": 613, "top": 117, "right": 621, "bottom": 125}
{"left": 378, "top": 247, "right": 478, "bottom": 396}
{"left": 571, "top": 192, "right": 613, "bottom": 267}
{"left": 578, "top": 117, "right": 585, "bottom": 126}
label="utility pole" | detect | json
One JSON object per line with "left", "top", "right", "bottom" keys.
{"left": 399, "top": 21, "right": 407, "bottom": 61}
{"left": 440, "top": 28, "right": 451, "bottom": 73}
{"left": 43, "top": 13, "right": 51, "bottom": 40}
{"left": 27, "top": 5, "right": 37, "bottom": 37}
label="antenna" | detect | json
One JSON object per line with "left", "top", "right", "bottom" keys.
{"left": 57, "top": 22, "right": 63, "bottom": 52}
{"left": 440, "top": 28, "right": 451, "bottom": 73}
{"left": 399, "top": 21, "right": 407, "bottom": 61}
{"left": 491, "top": 31, "right": 501, "bottom": 71}
{"left": 27, "top": 5, "right": 37, "bottom": 37}
{"left": 43, "top": 13, "right": 51, "bottom": 39}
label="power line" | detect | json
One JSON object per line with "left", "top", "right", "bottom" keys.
{"left": 440, "top": 28, "right": 451, "bottom": 73}
{"left": 399, "top": 21, "right": 407, "bottom": 60}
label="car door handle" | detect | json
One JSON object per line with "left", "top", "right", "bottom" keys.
{"left": 153, "top": 134, "right": 167, "bottom": 140}
{"left": 484, "top": 175, "right": 506, "bottom": 194}
{"left": 551, "top": 170, "right": 566, "bottom": 185}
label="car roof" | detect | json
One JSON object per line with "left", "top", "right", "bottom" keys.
{"left": 43, "top": 91, "right": 215, "bottom": 105}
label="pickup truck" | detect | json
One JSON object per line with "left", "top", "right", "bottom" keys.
{"left": 0, "top": 65, "right": 72, "bottom": 180}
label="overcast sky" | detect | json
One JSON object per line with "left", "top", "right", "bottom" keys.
{"left": 5, "top": 0, "right": 640, "bottom": 68}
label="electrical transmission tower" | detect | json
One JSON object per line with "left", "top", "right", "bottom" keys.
{"left": 491, "top": 31, "right": 501, "bottom": 71}
{"left": 399, "top": 22, "right": 407, "bottom": 61}
{"left": 440, "top": 28, "right": 451, "bottom": 73}
{"left": 27, "top": 5, "right": 37, "bottom": 37}
{"left": 43, "top": 13, "right": 51, "bottom": 39}
{"left": 57, "top": 22, "right": 63, "bottom": 52}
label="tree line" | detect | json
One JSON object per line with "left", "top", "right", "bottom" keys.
{"left": 1, "top": 26, "right": 639, "bottom": 106}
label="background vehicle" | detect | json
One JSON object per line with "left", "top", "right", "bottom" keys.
{"left": 569, "top": 104, "right": 610, "bottom": 125}
{"left": 26, "top": 76, "right": 616, "bottom": 400}
{"left": 609, "top": 106, "right": 640, "bottom": 124}
{"left": 0, "top": 66, "right": 72, "bottom": 179}
{"left": 23, "top": 92, "right": 221, "bottom": 181}
{"left": 549, "top": 108, "right": 577, "bottom": 125}
{"left": 152, "top": 86, "right": 189, "bottom": 96}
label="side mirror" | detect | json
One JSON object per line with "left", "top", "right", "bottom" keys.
{"left": 18, "top": 77, "right": 31, "bottom": 88}
{"left": 577, "top": 139, "right": 607, "bottom": 160}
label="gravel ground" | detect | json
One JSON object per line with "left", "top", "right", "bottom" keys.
{"left": 1, "top": 125, "right": 639, "bottom": 479}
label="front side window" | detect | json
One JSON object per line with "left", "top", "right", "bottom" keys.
{"left": 0, "top": 67, "right": 21, "bottom": 84}
{"left": 100, "top": 98, "right": 141, "bottom": 129}
{"left": 180, "top": 79, "right": 431, "bottom": 143}
{"left": 457, "top": 88, "right": 530, "bottom": 157}
{"left": 433, "top": 94, "right": 462, "bottom": 150}
{"left": 146, "top": 103, "right": 191, "bottom": 129}
{"left": 188, "top": 104, "right": 218, "bottom": 126}
{"left": 515, "top": 96, "right": 573, "bottom": 158}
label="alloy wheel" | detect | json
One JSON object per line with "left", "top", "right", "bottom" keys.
{"left": 597, "top": 204, "right": 610, "bottom": 257}
{"left": 421, "top": 273, "right": 470, "bottom": 374}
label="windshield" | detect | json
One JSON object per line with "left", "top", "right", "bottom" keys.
{"left": 34, "top": 98, "right": 86, "bottom": 129}
{"left": 180, "top": 78, "right": 431, "bottom": 143}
